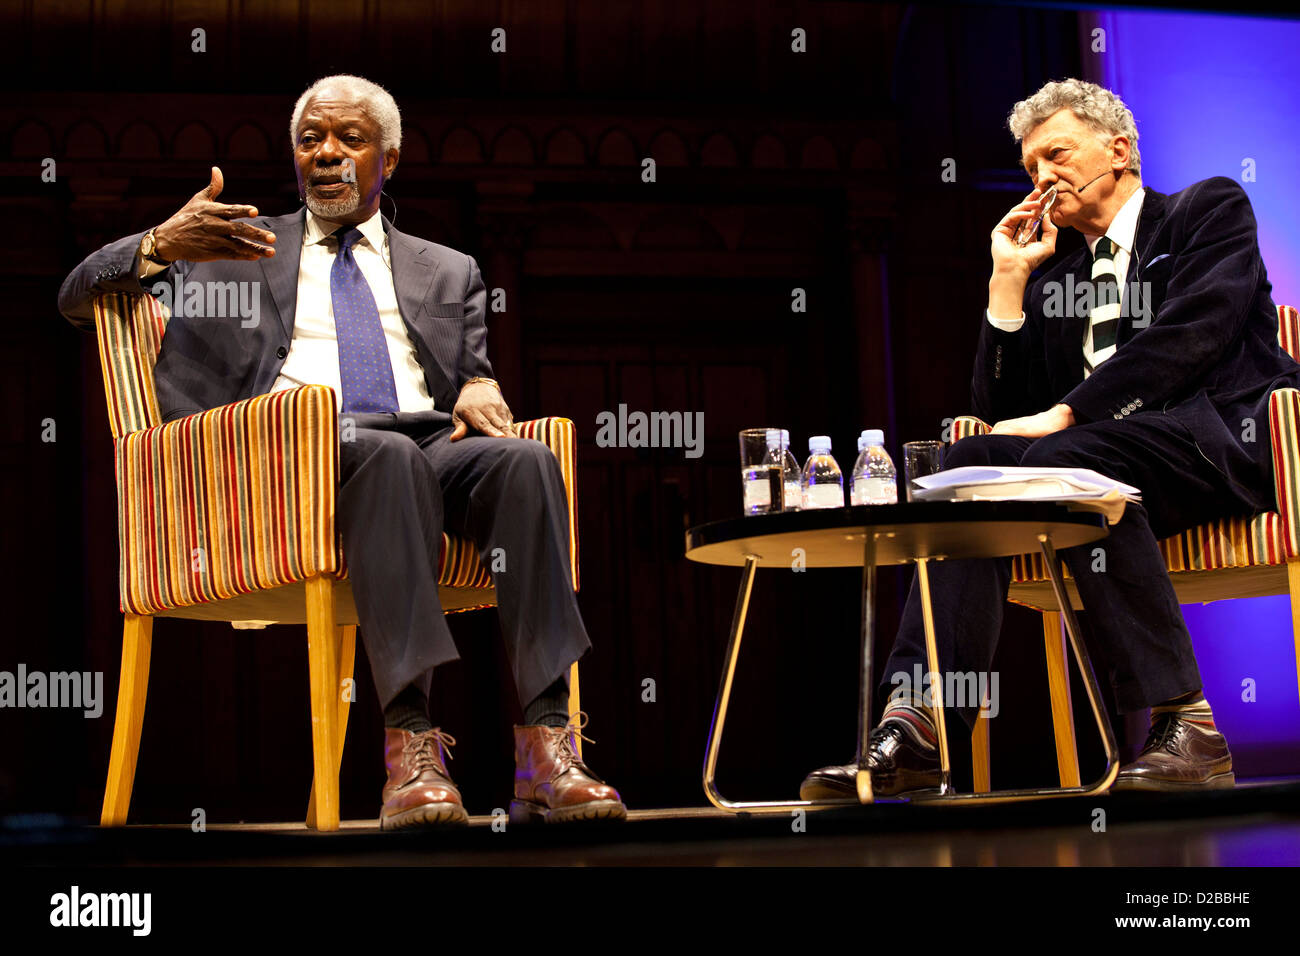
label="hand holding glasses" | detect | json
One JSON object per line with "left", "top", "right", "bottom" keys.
{"left": 1013, "top": 184, "right": 1058, "bottom": 247}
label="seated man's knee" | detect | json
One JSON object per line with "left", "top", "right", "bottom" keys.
{"left": 1019, "top": 431, "right": 1089, "bottom": 469}
{"left": 945, "top": 434, "right": 1004, "bottom": 469}
{"left": 503, "top": 438, "right": 562, "bottom": 478}
{"left": 340, "top": 428, "right": 424, "bottom": 477}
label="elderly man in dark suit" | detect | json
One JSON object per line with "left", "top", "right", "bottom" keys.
{"left": 59, "top": 74, "right": 625, "bottom": 828}
{"left": 803, "top": 79, "right": 1300, "bottom": 799}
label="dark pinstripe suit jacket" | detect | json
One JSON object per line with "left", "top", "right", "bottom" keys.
{"left": 58, "top": 208, "right": 493, "bottom": 424}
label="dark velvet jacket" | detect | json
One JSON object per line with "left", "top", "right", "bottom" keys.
{"left": 972, "top": 176, "right": 1300, "bottom": 513}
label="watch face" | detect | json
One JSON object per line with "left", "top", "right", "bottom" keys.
{"left": 141, "top": 232, "right": 155, "bottom": 257}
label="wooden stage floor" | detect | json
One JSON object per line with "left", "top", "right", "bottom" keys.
{"left": 7, "top": 778, "right": 1300, "bottom": 868}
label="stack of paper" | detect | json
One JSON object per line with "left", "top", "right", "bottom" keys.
{"left": 911, "top": 466, "right": 1141, "bottom": 505}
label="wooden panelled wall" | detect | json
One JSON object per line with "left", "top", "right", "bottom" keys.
{"left": 0, "top": 1, "right": 1111, "bottom": 820}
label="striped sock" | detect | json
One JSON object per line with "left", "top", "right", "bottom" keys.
{"left": 882, "top": 694, "right": 938, "bottom": 751}
{"left": 1151, "top": 690, "right": 1217, "bottom": 732}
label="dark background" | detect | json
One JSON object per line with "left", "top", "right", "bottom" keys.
{"left": 1, "top": 1, "right": 1186, "bottom": 824}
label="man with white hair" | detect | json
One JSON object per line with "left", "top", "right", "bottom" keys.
{"left": 803, "top": 78, "right": 1300, "bottom": 797}
{"left": 60, "top": 74, "right": 625, "bottom": 828}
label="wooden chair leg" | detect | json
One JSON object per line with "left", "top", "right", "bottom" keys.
{"left": 971, "top": 701, "right": 991, "bottom": 793}
{"left": 307, "top": 623, "right": 356, "bottom": 830}
{"left": 568, "top": 661, "right": 582, "bottom": 757}
{"left": 1043, "top": 611, "right": 1081, "bottom": 787}
{"left": 304, "top": 575, "right": 340, "bottom": 831}
{"left": 1288, "top": 559, "right": 1300, "bottom": 708}
{"left": 101, "top": 613, "right": 154, "bottom": 826}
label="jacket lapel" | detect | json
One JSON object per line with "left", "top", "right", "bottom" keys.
{"left": 1059, "top": 250, "right": 1091, "bottom": 385}
{"left": 259, "top": 209, "right": 305, "bottom": 341}
{"left": 1119, "top": 187, "right": 1168, "bottom": 346}
{"left": 384, "top": 219, "right": 457, "bottom": 402}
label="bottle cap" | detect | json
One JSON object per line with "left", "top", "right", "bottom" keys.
{"left": 781, "top": 429, "right": 791, "bottom": 443}
{"left": 808, "top": 435, "right": 832, "bottom": 454}
{"left": 765, "top": 428, "right": 783, "bottom": 449}
{"left": 862, "top": 429, "right": 884, "bottom": 446}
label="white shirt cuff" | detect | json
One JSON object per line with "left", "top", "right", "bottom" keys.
{"left": 137, "top": 255, "right": 168, "bottom": 280}
{"left": 986, "top": 309, "right": 1025, "bottom": 332}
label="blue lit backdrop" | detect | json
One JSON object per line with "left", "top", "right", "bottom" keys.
{"left": 1088, "top": 9, "right": 1300, "bottom": 774}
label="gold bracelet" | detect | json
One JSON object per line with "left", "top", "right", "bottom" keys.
{"left": 462, "top": 377, "right": 501, "bottom": 392}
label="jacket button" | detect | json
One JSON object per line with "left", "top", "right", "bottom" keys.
{"left": 1113, "top": 413, "right": 1123, "bottom": 420}
{"left": 1122, "top": 408, "right": 1131, "bottom": 416}
{"left": 276, "top": 346, "right": 287, "bottom": 359}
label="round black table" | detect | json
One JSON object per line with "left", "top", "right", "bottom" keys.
{"left": 684, "top": 500, "right": 1120, "bottom": 811}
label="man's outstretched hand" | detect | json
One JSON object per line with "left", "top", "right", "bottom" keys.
{"left": 990, "top": 403, "right": 1075, "bottom": 438}
{"left": 151, "top": 167, "right": 277, "bottom": 263}
{"left": 450, "top": 381, "right": 515, "bottom": 441}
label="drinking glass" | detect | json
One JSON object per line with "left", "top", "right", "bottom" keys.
{"left": 902, "top": 440, "right": 944, "bottom": 502}
{"left": 739, "top": 428, "right": 784, "bottom": 515}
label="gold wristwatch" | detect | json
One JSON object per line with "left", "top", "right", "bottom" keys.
{"left": 139, "top": 228, "right": 169, "bottom": 265}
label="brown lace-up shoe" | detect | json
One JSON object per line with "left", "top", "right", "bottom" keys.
{"left": 379, "top": 727, "right": 469, "bottom": 830}
{"left": 1112, "top": 712, "right": 1235, "bottom": 792}
{"left": 511, "top": 713, "right": 627, "bottom": 824}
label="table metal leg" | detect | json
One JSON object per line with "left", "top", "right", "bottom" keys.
{"left": 702, "top": 554, "right": 857, "bottom": 813}
{"left": 911, "top": 532, "right": 1119, "bottom": 805}
{"left": 915, "top": 556, "right": 954, "bottom": 796}
{"left": 700, "top": 530, "right": 1119, "bottom": 812}
{"left": 855, "top": 533, "right": 877, "bottom": 805}
{"left": 1037, "top": 532, "right": 1120, "bottom": 788}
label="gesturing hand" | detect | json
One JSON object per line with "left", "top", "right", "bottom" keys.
{"left": 151, "top": 167, "right": 277, "bottom": 263}
{"left": 450, "top": 381, "right": 515, "bottom": 441}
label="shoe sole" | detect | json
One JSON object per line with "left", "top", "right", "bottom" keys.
{"left": 508, "top": 799, "right": 628, "bottom": 825}
{"left": 1111, "top": 771, "right": 1236, "bottom": 793}
{"left": 380, "top": 802, "right": 469, "bottom": 830}
{"left": 800, "top": 774, "right": 941, "bottom": 802}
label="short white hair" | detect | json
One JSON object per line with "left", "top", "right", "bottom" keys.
{"left": 289, "top": 74, "right": 402, "bottom": 153}
{"left": 1008, "top": 78, "right": 1140, "bottom": 175}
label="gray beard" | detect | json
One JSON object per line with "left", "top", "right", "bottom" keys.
{"left": 304, "top": 181, "right": 362, "bottom": 220}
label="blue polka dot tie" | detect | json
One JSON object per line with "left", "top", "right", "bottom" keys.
{"left": 331, "top": 226, "right": 400, "bottom": 413}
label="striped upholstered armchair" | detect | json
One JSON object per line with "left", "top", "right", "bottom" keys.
{"left": 92, "top": 292, "right": 582, "bottom": 831}
{"left": 952, "top": 304, "right": 1300, "bottom": 789}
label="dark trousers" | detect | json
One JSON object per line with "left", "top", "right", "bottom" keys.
{"left": 882, "top": 411, "right": 1258, "bottom": 731}
{"left": 335, "top": 410, "right": 590, "bottom": 711}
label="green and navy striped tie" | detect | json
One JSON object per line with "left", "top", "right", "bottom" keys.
{"left": 1083, "top": 236, "right": 1121, "bottom": 377}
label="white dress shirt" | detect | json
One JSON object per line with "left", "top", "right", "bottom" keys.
{"left": 986, "top": 185, "right": 1146, "bottom": 333}
{"left": 138, "top": 210, "right": 436, "bottom": 411}
{"left": 270, "top": 210, "right": 435, "bottom": 412}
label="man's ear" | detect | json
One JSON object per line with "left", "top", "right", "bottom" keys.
{"left": 1109, "top": 134, "right": 1131, "bottom": 173}
{"left": 384, "top": 147, "right": 400, "bottom": 182}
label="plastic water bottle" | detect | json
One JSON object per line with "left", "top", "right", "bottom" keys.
{"left": 780, "top": 429, "right": 802, "bottom": 511}
{"left": 851, "top": 429, "right": 898, "bottom": 505}
{"left": 801, "top": 436, "right": 845, "bottom": 510}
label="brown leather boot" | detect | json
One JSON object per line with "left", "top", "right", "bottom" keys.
{"left": 511, "top": 713, "right": 627, "bottom": 824}
{"left": 380, "top": 727, "right": 469, "bottom": 830}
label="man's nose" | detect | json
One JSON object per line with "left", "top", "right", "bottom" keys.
{"left": 315, "top": 134, "right": 344, "bottom": 162}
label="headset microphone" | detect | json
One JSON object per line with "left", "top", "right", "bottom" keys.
{"left": 1073, "top": 169, "right": 1113, "bottom": 195}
